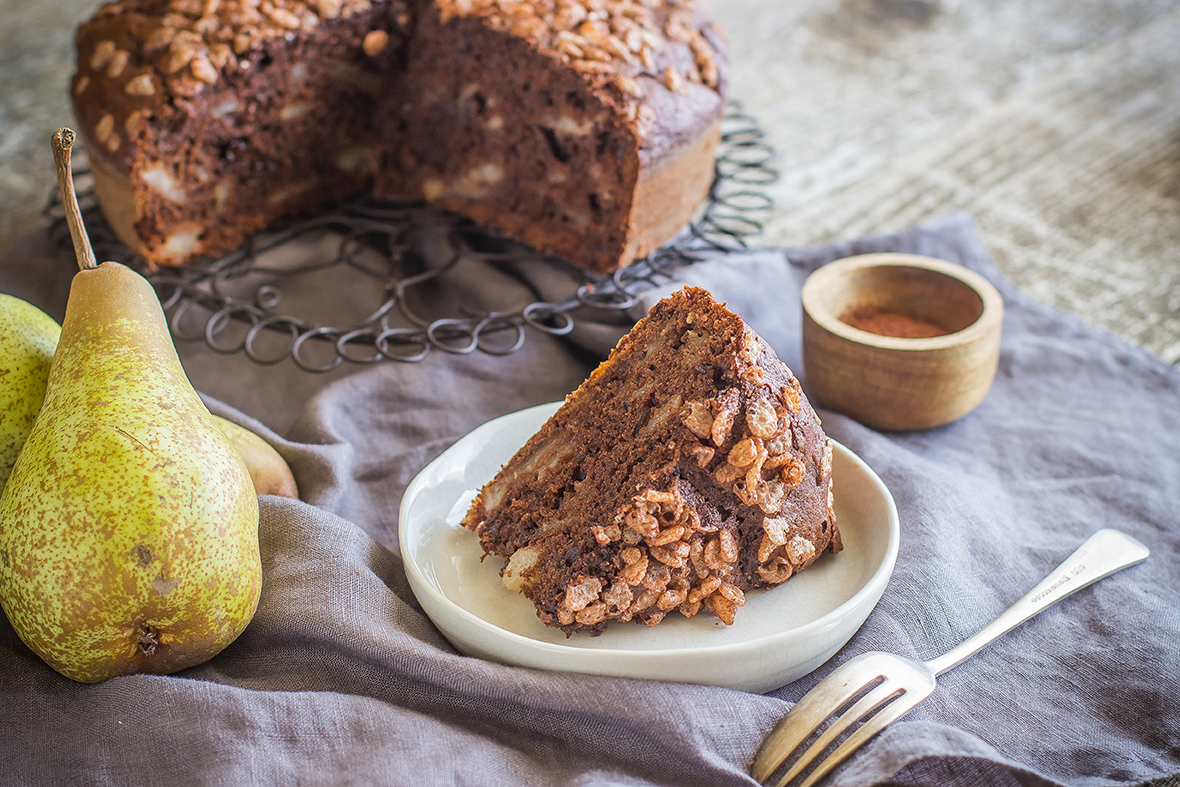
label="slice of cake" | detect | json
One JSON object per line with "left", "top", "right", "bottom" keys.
{"left": 462, "top": 287, "right": 841, "bottom": 636}
{"left": 69, "top": 0, "right": 726, "bottom": 275}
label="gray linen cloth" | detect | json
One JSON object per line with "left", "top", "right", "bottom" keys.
{"left": 0, "top": 211, "right": 1177, "bottom": 786}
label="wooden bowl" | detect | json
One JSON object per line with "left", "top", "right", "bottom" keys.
{"left": 801, "top": 253, "right": 1004, "bottom": 431}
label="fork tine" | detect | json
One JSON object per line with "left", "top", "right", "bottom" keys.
{"left": 794, "top": 690, "right": 926, "bottom": 787}
{"left": 751, "top": 656, "right": 886, "bottom": 782}
{"left": 769, "top": 678, "right": 907, "bottom": 787}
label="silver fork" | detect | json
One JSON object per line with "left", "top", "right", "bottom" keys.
{"left": 751, "top": 528, "right": 1150, "bottom": 787}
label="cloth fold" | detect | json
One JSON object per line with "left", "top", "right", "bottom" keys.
{"left": 1, "top": 212, "right": 1177, "bottom": 787}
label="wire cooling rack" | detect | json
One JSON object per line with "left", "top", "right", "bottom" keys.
{"left": 47, "top": 101, "right": 777, "bottom": 372}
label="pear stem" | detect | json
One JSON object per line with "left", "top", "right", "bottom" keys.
{"left": 51, "top": 128, "right": 98, "bottom": 272}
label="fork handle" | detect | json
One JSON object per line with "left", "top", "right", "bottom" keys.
{"left": 925, "top": 528, "right": 1149, "bottom": 676}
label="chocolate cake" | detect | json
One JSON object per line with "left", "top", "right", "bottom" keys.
{"left": 462, "top": 287, "right": 841, "bottom": 635}
{"left": 70, "top": 0, "right": 727, "bottom": 275}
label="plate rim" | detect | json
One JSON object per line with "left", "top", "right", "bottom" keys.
{"left": 399, "top": 401, "right": 899, "bottom": 667}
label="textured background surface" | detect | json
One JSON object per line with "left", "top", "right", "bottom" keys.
{"left": 1, "top": 0, "right": 1177, "bottom": 363}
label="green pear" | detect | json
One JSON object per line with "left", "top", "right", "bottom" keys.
{"left": 0, "top": 295, "right": 61, "bottom": 492}
{"left": 212, "top": 415, "right": 300, "bottom": 499}
{"left": 0, "top": 129, "right": 261, "bottom": 683}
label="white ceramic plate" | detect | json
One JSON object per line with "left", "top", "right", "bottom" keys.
{"left": 399, "top": 402, "right": 899, "bottom": 693}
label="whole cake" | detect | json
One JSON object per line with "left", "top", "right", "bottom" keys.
{"left": 70, "top": 0, "right": 727, "bottom": 275}
{"left": 462, "top": 287, "right": 841, "bottom": 635}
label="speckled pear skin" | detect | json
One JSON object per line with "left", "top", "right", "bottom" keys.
{"left": 0, "top": 295, "right": 61, "bottom": 492}
{"left": 0, "top": 261, "right": 261, "bottom": 683}
{"left": 212, "top": 415, "right": 299, "bottom": 499}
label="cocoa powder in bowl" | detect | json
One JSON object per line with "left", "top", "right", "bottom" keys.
{"left": 838, "top": 306, "right": 950, "bottom": 338}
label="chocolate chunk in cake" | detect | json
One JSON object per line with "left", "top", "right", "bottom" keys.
{"left": 70, "top": 0, "right": 727, "bottom": 274}
{"left": 462, "top": 287, "right": 841, "bottom": 636}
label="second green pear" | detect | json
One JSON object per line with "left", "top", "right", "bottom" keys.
{"left": 0, "top": 261, "right": 261, "bottom": 683}
{"left": 0, "top": 294, "right": 61, "bottom": 492}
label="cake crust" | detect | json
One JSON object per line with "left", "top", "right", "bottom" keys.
{"left": 462, "top": 287, "right": 841, "bottom": 636}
